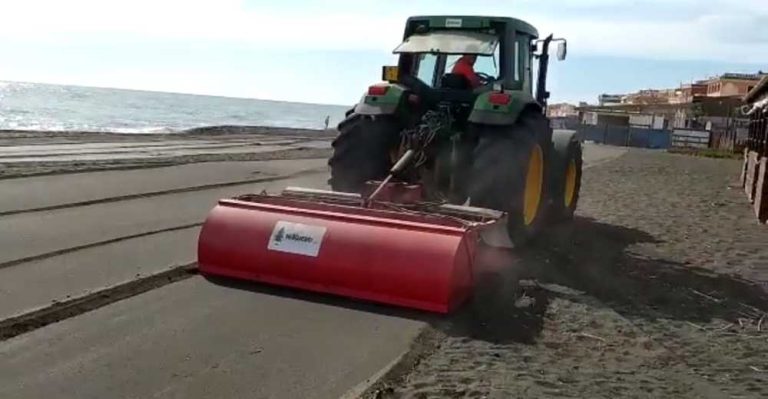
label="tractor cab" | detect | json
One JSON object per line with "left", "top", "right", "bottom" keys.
{"left": 388, "top": 30, "right": 499, "bottom": 114}
{"left": 379, "top": 16, "right": 566, "bottom": 112}
{"left": 394, "top": 30, "right": 500, "bottom": 91}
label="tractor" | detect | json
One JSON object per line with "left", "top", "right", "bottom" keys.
{"left": 329, "top": 15, "right": 582, "bottom": 245}
{"left": 197, "top": 16, "right": 583, "bottom": 313}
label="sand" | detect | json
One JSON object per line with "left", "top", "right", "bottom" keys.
{"left": 0, "top": 127, "right": 334, "bottom": 178}
{"left": 367, "top": 148, "right": 768, "bottom": 399}
{"left": 0, "top": 126, "right": 422, "bottom": 399}
{"left": 4, "top": 127, "right": 767, "bottom": 397}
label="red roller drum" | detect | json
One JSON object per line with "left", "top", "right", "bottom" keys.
{"left": 197, "top": 197, "right": 481, "bottom": 313}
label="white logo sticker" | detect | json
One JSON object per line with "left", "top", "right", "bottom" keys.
{"left": 268, "top": 221, "right": 327, "bottom": 257}
{"left": 445, "top": 18, "right": 462, "bottom": 28}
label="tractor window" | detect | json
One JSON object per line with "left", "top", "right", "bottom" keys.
{"left": 445, "top": 45, "right": 500, "bottom": 80}
{"left": 474, "top": 53, "right": 499, "bottom": 78}
{"left": 415, "top": 54, "right": 438, "bottom": 87}
{"left": 514, "top": 41, "right": 520, "bottom": 81}
{"left": 531, "top": 42, "right": 540, "bottom": 93}
{"left": 518, "top": 36, "right": 531, "bottom": 92}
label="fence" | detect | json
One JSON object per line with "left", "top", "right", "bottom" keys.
{"left": 577, "top": 123, "right": 748, "bottom": 153}
{"left": 707, "top": 124, "right": 749, "bottom": 152}
{"left": 741, "top": 98, "right": 768, "bottom": 223}
{"left": 576, "top": 125, "right": 671, "bottom": 149}
{"left": 710, "top": 130, "right": 736, "bottom": 152}
{"left": 747, "top": 105, "right": 768, "bottom": 158}
{"left": 671, "top": 129, "right": 711, "bottom": 149}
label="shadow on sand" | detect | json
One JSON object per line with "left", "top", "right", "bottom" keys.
{"left": 530, "top": 216, "right": 768, "bottom": 321}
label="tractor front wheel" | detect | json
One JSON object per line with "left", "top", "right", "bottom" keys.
{"left": 548, "top": 139, "right": 583, "bottom": 222}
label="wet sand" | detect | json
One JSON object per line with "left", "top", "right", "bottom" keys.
{"left": 0, "top": 127, "right": 334, "bottom": 178}
{"left": 0, "top": 159, "right": 328, "bottom": 214}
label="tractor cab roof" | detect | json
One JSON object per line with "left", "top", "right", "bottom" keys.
{"left": 404, "top": 15, "right": 539, "bottom": 39}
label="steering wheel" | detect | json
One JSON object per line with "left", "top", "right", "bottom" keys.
{"left": 476, "top": 72, "right": 495, "bottom": 85}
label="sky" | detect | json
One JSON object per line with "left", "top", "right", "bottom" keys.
{"left": 0, "top": 0, "right": 766, "bottom": 105}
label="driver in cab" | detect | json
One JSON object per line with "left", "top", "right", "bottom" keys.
{"left": 451, "top": 54, "right": 481, "bottom": 89}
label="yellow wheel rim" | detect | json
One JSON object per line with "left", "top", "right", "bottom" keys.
{"left": 564, "top": 158, "right": 577, "bottom": 208}
{"left": 523, "top": 144, "right": 544, "bottom": 226}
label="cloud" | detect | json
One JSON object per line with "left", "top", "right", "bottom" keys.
{"left": 2, "top": 0, "right": 766, "bottom": 62}
{"left": 701, "top": 14, "right": 768, "bottom": 44}
{"left": 1, "top": 0, "right": 766, "bottom": 105}
{"left": 522, "top": 1, "right": 768, "bottom": 62}
{"left": 0, "top": 0, "right": 402, "bottom": 51}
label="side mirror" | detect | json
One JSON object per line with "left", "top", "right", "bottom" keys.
{"left": 556, "top": 41, "right": 567, "bottom": 61}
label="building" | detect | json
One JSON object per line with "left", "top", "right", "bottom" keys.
{"left": 547, "top": 103, "right": 578, "bottom": 118}
{"left": 548, "top": 103, "right": 580, "bottom": 129}
{"left": 598, "top": 94, "right": 623, "bottom": 106}
{"left": 606, "top": 72, "right": 763, "bottom": 108}
{"left": 622, "top": 88, "right": 677, "bottom": 105}
{"left": 669, "top": 82, "right": 708, "bottom": 104}
{"left": 702, "top": 72, "right": 764, "bottom": 98}
{"left": 579, "top": 108, "right": 665, "bottom": 130}
{"left": 578, "top": 71, "right": 762, "bottom": 134}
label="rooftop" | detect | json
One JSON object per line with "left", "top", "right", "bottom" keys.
{"left": 706, "top": 72, "right": 766, "bottom": 82}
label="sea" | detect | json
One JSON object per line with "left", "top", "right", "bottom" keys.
{"left": 0, "top": 81, "right": 350, "bottom": 133}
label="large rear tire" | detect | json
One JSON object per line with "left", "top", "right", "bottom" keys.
{"left": 328, "top": 114, "right": 400, "bottom": 193}
{"left": 468, "top": 109, "right": 552, "bottom": 245}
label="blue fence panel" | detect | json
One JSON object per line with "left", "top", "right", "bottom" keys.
{"left": 628, "top": 129, "right": 649, "bottom": 148}
{"left": 605, "top": 126, "right": 629, "bottom": 146}
{"left": 576, "top": 125, "right": 603, "bottom": 142}
{"left": 647, "top": 129, "right": 671, "bottom": 149}
{"left": 576, "top": 125, "right": 671, "bottom": 149}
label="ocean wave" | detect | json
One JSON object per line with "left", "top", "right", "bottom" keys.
{"left": 0, "top": 123, "right": 182, "bottom": 134}
{"left": 110, "top": 126, "right": 181, "bottom": 134}
{"left": 0, "top": 80, "right": 349, "bottom": 134}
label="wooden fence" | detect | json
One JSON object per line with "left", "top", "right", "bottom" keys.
{"left": 741, "top": 99, "right": 768, "bottom": 223}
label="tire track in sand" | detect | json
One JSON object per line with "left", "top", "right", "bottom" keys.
{"left": 0, "top": 167, "right": 327, "bottom": 217}
{"left": 0, "top": 167, "right": 327, "bottom": 270}
{"left": 0, "top": 263, "right": 197, "bottom": 341}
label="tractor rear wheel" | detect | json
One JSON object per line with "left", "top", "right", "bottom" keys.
{"left": 328, "top": 114, "right": 400, "bottom": 193}
{"left": 468, "top": 109, "right": 552, "bottom": 245}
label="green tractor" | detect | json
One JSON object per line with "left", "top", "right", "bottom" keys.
{"left": 329, "top": 15, "right": 582, "bottom": 245}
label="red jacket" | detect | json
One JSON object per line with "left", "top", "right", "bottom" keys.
{"left": 451, "top": 56, "right": 481, "bottom": 88}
